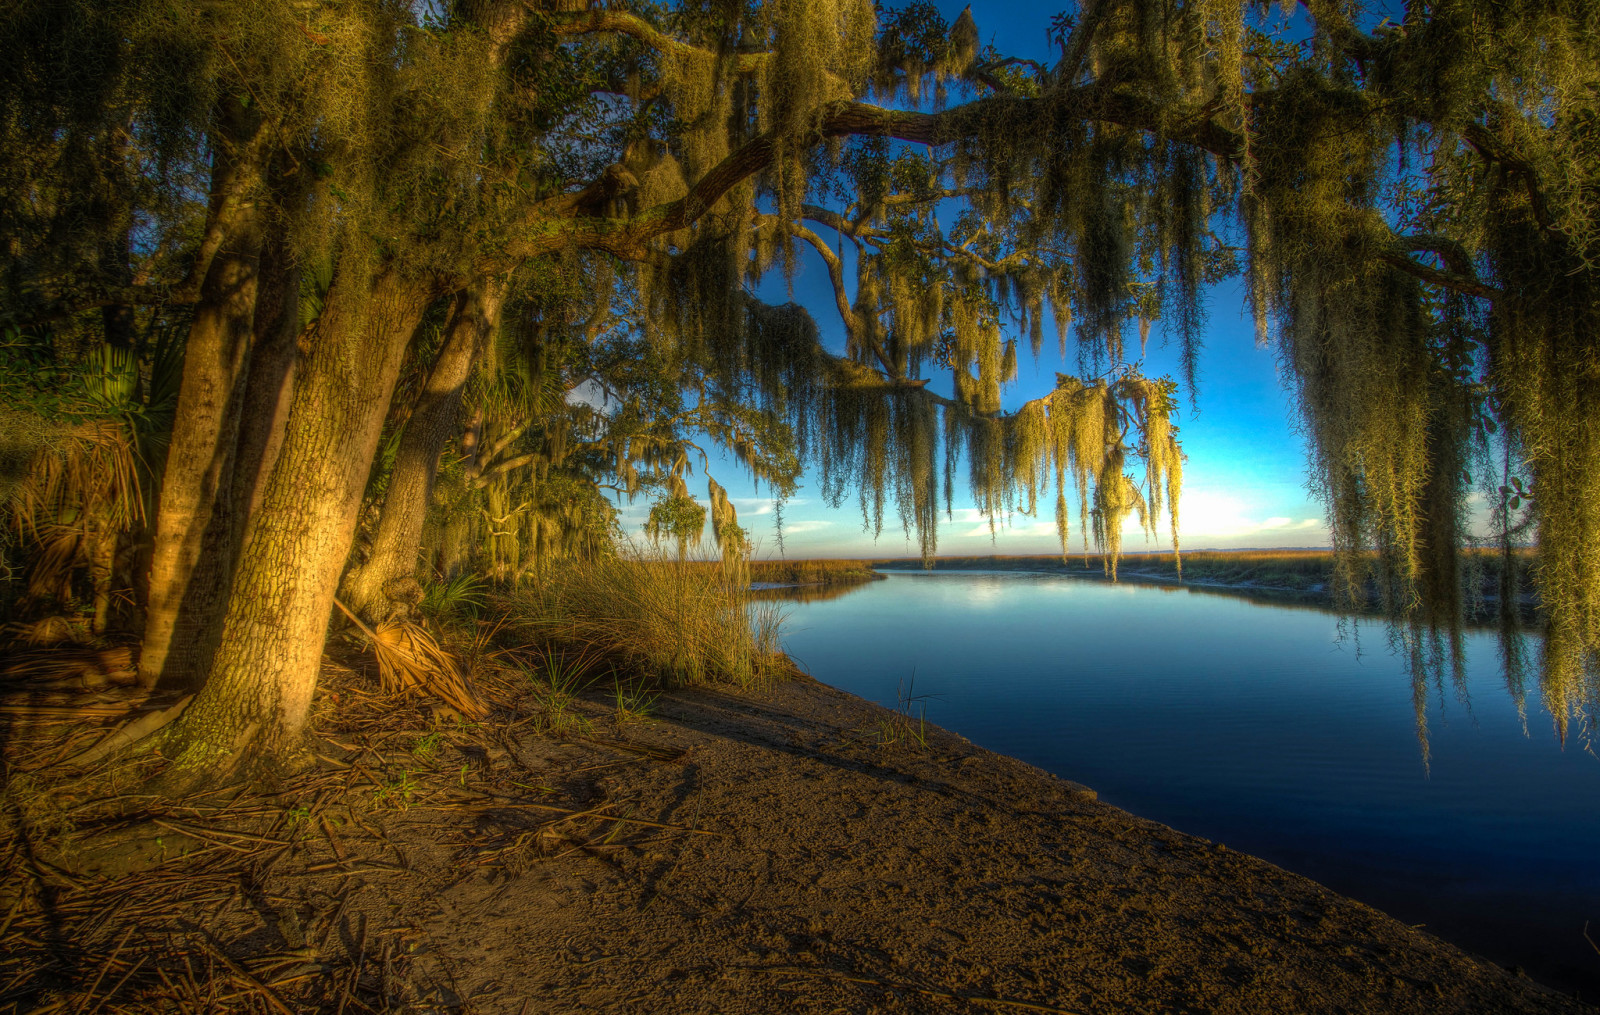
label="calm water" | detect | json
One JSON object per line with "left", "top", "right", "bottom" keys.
{"left": 776, "top": 571, "right": 1600, "bottom": 997}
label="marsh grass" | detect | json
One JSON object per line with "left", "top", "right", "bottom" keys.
{"left": 855, "top": 674, "right": 935, "bottom": 751}
{"left": 520, "top": 644, "right": 605, "bottom": 736}
{"left": 504, "top": 550, "right": 784, "bottom": 691}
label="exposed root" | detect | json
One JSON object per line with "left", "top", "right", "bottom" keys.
{"left": 57, "top": 694, "right": 193, "bottom": 770}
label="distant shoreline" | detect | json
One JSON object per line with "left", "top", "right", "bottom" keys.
{"left": 873, "top": 551, "right": 1331, "bottom": 602}
{"left": 860, "top": 550, "right": 1540, "bottom": 627}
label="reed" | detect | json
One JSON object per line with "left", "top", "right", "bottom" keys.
{"left": 502, "top": 551, "right": 784, "bottom": 690}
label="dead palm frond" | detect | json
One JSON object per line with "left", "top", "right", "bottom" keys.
{"left": 1, "top": 644, "right": 138, "bottom": 690}
{"left": 334, "top": 598, "right": 487, "bottom": 719}
{"left": 6, "top": 614, "right": 84, "bottom": 647}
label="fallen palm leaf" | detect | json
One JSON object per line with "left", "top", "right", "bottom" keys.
{"left": 333, "top": 598, "right": 487, "bottom": 720}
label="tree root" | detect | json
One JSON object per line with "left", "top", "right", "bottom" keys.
{"left": 57, "top": 694, "right": 193, "bottom": 770}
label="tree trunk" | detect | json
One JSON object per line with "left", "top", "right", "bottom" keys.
{"left": 153, "top": 267, "right": 434, "bottom": 785}
{"left": 138, "top": 107, "right": 265, "bottom": 689}
{"left": 342, "top": 278, "right": 507, "bottom": 620}
{"left": 230, "top": 227, "right": 301, "bottom": 541}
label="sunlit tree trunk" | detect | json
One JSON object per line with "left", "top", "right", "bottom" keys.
{"left": 138, "top": 104, "right": 264, "bottom": 689}
{"left": 342, "top": 278, "right": 507, "bottom": 620}
{"left": 230, "top": 227, "right": 301, "bottom": 539}
{"left": 154, "top": 267, "right": 434, "bottom": 784}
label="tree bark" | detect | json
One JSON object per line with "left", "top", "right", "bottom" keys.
{"left": 138, "top": 104, "right": 265, "bottom": 689}
{"left": 342, "top": 278, "right": 508, "bottom": 621}
{"left": 230, "top": 227, "right": 301, "bottom": 541}
{"left": 153, "top": 267, "right": 434, "bottom": 785}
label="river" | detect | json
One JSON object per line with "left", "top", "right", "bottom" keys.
{"left": 773, "top": 569, "right": 1600, "bottom": 999}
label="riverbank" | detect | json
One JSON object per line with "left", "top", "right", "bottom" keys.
{"left": 3, "top": 660, "right": 1587, "bottom": 1013}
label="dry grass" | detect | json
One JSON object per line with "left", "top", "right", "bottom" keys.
{"left": 502, "top": 551, "right": 785, "bottom": 690}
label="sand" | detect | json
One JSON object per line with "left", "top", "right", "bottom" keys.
{"left": 3, "top": 668, "right": 1591, "bottom": 1013}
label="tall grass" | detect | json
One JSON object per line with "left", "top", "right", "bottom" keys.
{"left": 502, "top": 551, "right": 785, "bottom": 690}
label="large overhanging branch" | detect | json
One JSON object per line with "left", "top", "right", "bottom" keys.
{"left": 514, "top": 85, "right": 1239, "bottom": 263}
{"left": 513, "top": 54, "right": 1508, "bottom": 302}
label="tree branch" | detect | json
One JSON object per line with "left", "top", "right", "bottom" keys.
{"left": 545, "top": 9, "right": 768, "bottom": 75}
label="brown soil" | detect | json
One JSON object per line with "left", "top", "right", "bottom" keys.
{"left": 2, "top": 664, "right": 1591, "bottom": 1014}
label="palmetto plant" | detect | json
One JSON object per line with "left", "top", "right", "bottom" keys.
{"left": 2, "top": 326, "right": 182, "bottom": 630}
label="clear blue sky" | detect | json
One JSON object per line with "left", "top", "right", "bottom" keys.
{"left": 616, "top": 0, "right": 1338, "bottom": 559}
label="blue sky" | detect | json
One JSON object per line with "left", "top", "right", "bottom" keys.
{"left": 614, "top": 0, "right": 1336, "bottom": 559}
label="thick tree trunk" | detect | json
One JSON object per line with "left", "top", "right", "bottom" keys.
{"left": 138, "top": 113, "right": 264, "bottom": 689}
{"left": 230, "top": 229, "right": 301, "bottom": 540}
{"left": 153, "top": 268, "right": 434, "bottom": 784}
{"left": 342, "top": 278, "right": 507, "bottom": 620}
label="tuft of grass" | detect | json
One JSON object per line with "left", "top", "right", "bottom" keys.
{"left": 411, "top": 730, "right": 441, "bottom": 761}
{"left": 520, "top": 645, "right": 604, "bottom": 736}
{"left": 856, "top": 674, "right": 934, "bottom": 751}
{"left": 372, "top": 770, "right": 421, "bottom": 810}
{"left": 502, "top": 550, "right": 785, "bottom": 690}
{"left": 613, "top": 674, "right": 660, "bottom": 725}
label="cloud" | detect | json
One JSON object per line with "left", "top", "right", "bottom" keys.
{"left": 565, "top": 379, "right": 611, "bottom": 413}
{"left": 781, "top": 520, "right": 833, "bottom": 535}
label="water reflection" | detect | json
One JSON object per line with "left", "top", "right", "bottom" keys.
{"left": 775, "top": 570, "right": 1600, "bottom": 997}
{"left": 750, "top": 580, "right": 880, "bottom": 604}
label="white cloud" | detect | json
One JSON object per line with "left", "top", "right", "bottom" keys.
{"left": 782, "top": 520, "right": 833, "bottom": 534}
{"left": 566, "top": 379, "right": 611, "bottom": 412}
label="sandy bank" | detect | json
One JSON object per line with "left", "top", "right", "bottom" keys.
{"left": 5, "top": 669, "right": 1588, "bottom": 1013}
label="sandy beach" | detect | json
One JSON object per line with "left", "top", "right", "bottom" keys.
{"left": 5, "top": 663, "right": 1589, "bottom": 1013}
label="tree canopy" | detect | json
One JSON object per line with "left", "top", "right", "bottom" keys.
{"left": 4, "top": 0, "right": 1600, "bottom": 780}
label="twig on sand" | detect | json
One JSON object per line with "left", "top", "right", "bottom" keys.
{"left": 76, "top": 924, "right": 135, "bottom": 1014}
{"left": 192, "top": 934, "right": 298, "bottom": 1015}
{"left": 739, "top": 964, "right": 1086, "bottom": 1014}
